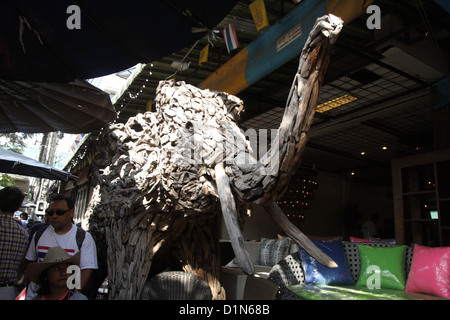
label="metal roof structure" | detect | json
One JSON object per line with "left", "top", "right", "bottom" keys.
{"left": 68, "top": 0, "right": 450, "bottom": 186}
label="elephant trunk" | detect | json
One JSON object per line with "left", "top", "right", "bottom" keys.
{"left": 256, "top": 14, "right": 343, "bottom": 204}
{"left": 224, "top": 15, "right": 343, "bottom": 271}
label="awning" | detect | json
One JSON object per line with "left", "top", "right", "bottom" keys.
{"left": 0, "top": 0, "right": 238, "bottom": 82}
{"left": 0, "top": 147, "right": 78, "bottom": 181}
{"left": 0, "top": 79, "right": 117, "bottom": 133}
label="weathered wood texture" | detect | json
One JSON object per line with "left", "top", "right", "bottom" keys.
{"left": 83, "top": 14, "right": 343, "bottom": 300}
{"left": 85, "top": 81, "right": 242, "bottom": 299}
{"left": 230, "top": 14, "right": 343, "bottom": 205}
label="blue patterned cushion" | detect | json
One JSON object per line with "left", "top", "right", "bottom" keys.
{"left": 258, "top": 238, "right": 291, "bottom": 266}
{"left": 298, "top": 238, "right": 355, "bottom": 286}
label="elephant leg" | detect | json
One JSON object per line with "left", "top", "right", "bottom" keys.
{"left": 176, "top": 216, "right": 226, "bottom": 300}
{"left": 106, "top": 212, "right": 159, "bottom": 299}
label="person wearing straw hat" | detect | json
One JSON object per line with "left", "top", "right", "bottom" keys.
{"left": 25, "top": 246, "right": 87, "bottom": 300}
{"left": 23, "top": 194, "right": 98, "bottom": 299}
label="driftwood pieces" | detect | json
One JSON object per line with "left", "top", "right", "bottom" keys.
{"left": 264, "top": 202, "right": 337, "bottom": 268}
{"left": 230, "top": 14, "right": 343, "bottom": 205}
{"left": 83, "top": 14, "right": 343, "bottom": 300}
{"left": 85, "top": 78, "right": 248, "bottom": 299}
{"left": 215, "top": 162, "right": 254, "bottom": 275}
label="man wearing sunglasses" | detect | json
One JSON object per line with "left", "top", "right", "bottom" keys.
{"left": 23, "top": 194, "right": 98, "bottom": 299}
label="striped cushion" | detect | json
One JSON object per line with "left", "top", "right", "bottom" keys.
{"left": 258, "top": 238, "right": 291, "bottom": 266}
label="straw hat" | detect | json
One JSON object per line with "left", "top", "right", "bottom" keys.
{"left": 26, "top": 246, "right": 80, "bottom": 283}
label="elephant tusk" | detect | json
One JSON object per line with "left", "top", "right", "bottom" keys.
{"left": 264, "top": 201, "right": 338, "bottom": 269}
{"left": 215, "top": 162, "right": 255, "bottom": 275}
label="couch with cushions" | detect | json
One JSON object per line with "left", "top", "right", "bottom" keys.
{"left": 221, "top": 237, "right": 296, "bottom": 300}
{"left": 268, "top": 238, "right": 450, "bottom": 300}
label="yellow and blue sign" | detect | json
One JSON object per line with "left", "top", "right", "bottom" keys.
{"left": 249, "top": 0, "right": 270, "bottom": 32}
{"left": 200, "top": 0, "right": 374, "bottom": 95}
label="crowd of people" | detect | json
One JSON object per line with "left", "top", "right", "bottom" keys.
{"left": 0, "top": 186, "right": 98, "bottom": 300}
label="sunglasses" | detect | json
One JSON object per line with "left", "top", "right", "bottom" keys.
{"left": 45, "top": 208, "right": 71, "bottom": 216}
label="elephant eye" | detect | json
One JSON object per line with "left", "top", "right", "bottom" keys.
{"left": 185, "top": 121, "right": 194, "bottom": 131}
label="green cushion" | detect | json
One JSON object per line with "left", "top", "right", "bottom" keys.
{"left": 356, "top": 244, "right": 407, "bottom": 291}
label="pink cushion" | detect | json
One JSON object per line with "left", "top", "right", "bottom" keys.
{"left": 349, "top": 236, "right": 370, "bottom": 242}
{"left": 405, "top": 244, "right": 450, "bottom": 299}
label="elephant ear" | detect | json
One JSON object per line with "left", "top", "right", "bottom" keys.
{"left": 221, "top": 92, "right": 245, "bottom": 122}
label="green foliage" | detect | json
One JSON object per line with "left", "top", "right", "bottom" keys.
{"left": 0, "top": 133, "right": 35, "bottom": 187}
{"left": 0, "top": 133, "right": 35, "bottom": 154}
{"left": 0, "top": 174, "right": 16, "bottom": 187}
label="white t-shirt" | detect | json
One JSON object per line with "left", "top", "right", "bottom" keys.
{"left": 25, "top": 224, "right": 98, "bottom": 300}
{"left": 26, "top": 224, "right": 98, "bottom": 270}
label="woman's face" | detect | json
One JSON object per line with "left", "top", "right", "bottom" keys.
{"left": 46, "top": 263, "right": 71, "bottom": 288}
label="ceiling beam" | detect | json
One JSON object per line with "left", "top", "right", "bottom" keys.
{"left": 199, "top": 0, "right": 372, "bottom": 94}
{"left": 334, "top": 42, "right": 430, "bottom": 87}
{"left": 306, "top": 142, "right": 385, "bottom": 166}
{"left": 309, "top": 86, "right": 431, "bottom": 138}
{"left": 361, "top": 119, "right": 405, "bottom": 137}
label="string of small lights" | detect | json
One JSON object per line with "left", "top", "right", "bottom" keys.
{"left": 67, "top": 64, "right": 155, "bottom": 174}
{"left": 276, "top": 167, "right": 318, "bottom": 225}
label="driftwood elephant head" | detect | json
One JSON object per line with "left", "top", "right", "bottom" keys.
{"left": 84, "top": 14, "right": 343, "bottom": 299}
